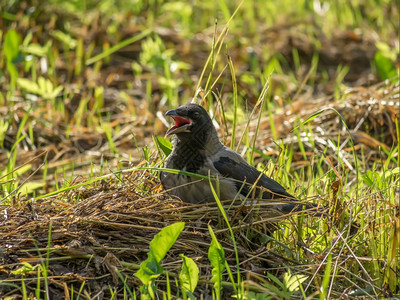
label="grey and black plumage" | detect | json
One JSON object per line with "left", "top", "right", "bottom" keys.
{"left": 160, "top": 103, "right": 325, "bottom": 214}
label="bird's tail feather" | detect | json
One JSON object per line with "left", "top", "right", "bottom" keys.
{"left": 278, "top": 202, "right": 329, "bottom": 217}
{"left": 243, "top": 198, "right": 328, "bottom": 217}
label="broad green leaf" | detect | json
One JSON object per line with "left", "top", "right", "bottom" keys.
{"left": 4, "top": 29, "right": 20, "bottom": 62}
{"left": 4, "top": 29, "right": 21, "bottom": 89}
{"left": 135, "top": 222, "right": 185, "bottom": 285}
{"left": 376, "top": 41, "right": 397, "bottom": 61}
{"left": 179, "top": 254, "right": 199, "bottom": 296}
{"left": 150, "top": 222, "right": 184, "bottom": 262}
{"left": 375, "top": 51, "right": 397, "bottom": 81}
{"left": 156, "top": 136, "right": 172, "bottom": 156}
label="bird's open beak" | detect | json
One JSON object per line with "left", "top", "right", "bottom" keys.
{"left": 166, "top": 109, "right": 193, "bottom": 135}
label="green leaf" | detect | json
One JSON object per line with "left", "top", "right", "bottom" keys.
{"left": 13, "top": 164, "right": 32, "bottom": 177}
{"left": 0, "top": 119, "right": 9, "bottom": 148}
{"left": 150, "top": 222, "right": 184, "bottom": 262}
{"left": 384, "top": 167, "right": 400, "bottom": 179}
{"left": 21, "top": 43, "right": 50, "bottom": 57}
{"left": 375, "top": 51, "right": 397, "bottom": 81}
{"left": 267, "top": 272, "right": 285, "bottom": 289}
{"left": 4, "top": 29, "right": 20, "bottom": 62}
{"left": 49, "top": 85, "right": 64, "bottom": 99}
{"left": 37, "top": 76, "right": 47, "bottom": 93}
{"left": 283, "top": 270, "right": 308, "bottom": 293}
{"left": 321, "top": 253, "right": 332, "bottom": 300}
{"left": 376, "top": 41, "right": 397, "bottom": 62}
{"left": 156, "top": 136, "right": 172, "bottom": 156}
{"left": 135, "top": 222, "right": 185, "bottom": 285}
{"left": 6, "top": 61, "right": 18, "bottom": 85}
{"left": 244, "top": 291, "right": 274, "bottom": 300}
{"left": 17, "top": 78, "right": 41, "bottom": 94}
{"left": 361, "top": 171, "right": 375, "bottom": 188}
{"left": 179, "top": 254, "right": 199, "bottom": 296}
{"left": 208, "top": 225, "right": 225, "bottom": 299}
{"left": 50, "top": 30, "right": 77, "bottom": 49}
{"left": 11, "top": 262, "right": 36, "bottom": 275}
{"left": 19, "top": 181, "right": 46, "bottom": 196}
{"left": 260, "top": 278, "right": 283, "bottom": 297}
{"left": 17, "top": 77, "right": 63, "bottom": 99}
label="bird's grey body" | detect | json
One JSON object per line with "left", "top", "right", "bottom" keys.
{"left": 161, "top": 103, "right": 323, "bottom": 214}
{"left": 163, "top": 138, "right": 240, "bottom": 204}
{"left": 163, "top": 153, "right": 238, "bottom": 204}
{"left": 161, "top": 107, "right": 235, "bottom": 203}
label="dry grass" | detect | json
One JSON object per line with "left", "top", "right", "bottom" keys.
{"left": 1, "top": 81, "right": 398, "bottom": 298}
{"left": 0, "top": 1, "right": 398, "bottom": 298}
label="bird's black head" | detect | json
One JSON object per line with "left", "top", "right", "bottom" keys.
{"left": 165, "top": 103, "right": 213, "bottom": 137}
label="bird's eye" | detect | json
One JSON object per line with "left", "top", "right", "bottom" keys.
{"left": 192, "top": 111, "right": 200, "bottom": 119}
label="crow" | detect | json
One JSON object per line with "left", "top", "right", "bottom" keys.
{"left": 160, "top": 103, "right": 325, "bottom": 214}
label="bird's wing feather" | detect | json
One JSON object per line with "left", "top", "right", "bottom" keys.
{"left": 212, "top": 148, "right": 328, "bottom": 215}
{"left": 212, "top": 147, "right": 293, "bottom": 199}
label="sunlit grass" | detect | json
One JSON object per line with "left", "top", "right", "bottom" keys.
{"left": 0, "top": 0, "right": 398, "bottom": 298}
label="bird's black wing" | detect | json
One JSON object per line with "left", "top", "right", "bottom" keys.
{"left": 212, "top": 151, "right": 293, "bottom": 199}
{"left": 213, "top": 149, "right": 328, "bottom": 215}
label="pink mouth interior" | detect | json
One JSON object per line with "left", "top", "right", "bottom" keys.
{"left": 171, "top": 116, "right": 191, "bottom": 129}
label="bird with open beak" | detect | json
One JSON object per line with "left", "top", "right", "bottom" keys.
{"left": 160, "top": 103, "right": 324, "bottom": 214}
